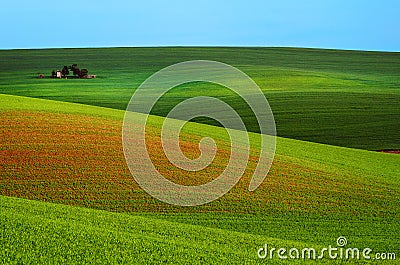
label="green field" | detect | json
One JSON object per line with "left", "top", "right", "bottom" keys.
{"left": 1, "top": 47, "right": 399, "bottom": 264}
{"left": 1, "top": 47, "right": 399, "bottom": 150}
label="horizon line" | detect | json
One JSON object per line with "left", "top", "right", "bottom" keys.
{"left": 0, "top": 45, "right": 399, "bottom": 53}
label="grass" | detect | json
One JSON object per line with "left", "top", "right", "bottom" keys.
{"left": 1, "top": 93, "right": 399, "bottom": 263}
{"left": 0, "top": 47, "right": 399, "bottom": 263}
{"left": 0, "top": 47, "right": 399, "bottom": 150}
{"left": 1, "top": 195, "right": 271, "bottom": 264}
{"left": 1, "top": 195, "right": 399, "bottom": 264}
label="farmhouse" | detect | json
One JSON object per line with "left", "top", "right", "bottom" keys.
{"left": 45, "top": 64, "right": 96, "bottom": 79}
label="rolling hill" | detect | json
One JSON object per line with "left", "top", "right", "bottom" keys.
{"left": 0, "top": 47, "right": 399, "bottom": 263}
{"left": 0, "top": 47, "right": 399, "bottom": 150}
{"left": 1, "top": 93, "right": 399, "bottom": 263}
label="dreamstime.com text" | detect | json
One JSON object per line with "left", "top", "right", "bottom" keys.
{"left": 257, "top": 237, "right": 396, "bottom": 261}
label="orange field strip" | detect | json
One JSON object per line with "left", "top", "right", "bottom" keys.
{"left": 1, "top": 110, "right": 396, "bottom": 216}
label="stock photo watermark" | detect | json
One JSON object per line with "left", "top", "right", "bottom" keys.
{"left": 122, "top": 60, "right": 276, "bottom": 206}
{"left": 257, "top": 236, "right": 396, "bottom": 261}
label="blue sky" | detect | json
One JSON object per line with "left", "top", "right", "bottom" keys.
{"left": 1, "top": 0, "right": 399, "bottom": 51}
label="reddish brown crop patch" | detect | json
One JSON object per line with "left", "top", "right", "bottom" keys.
{"left": 378, "top": 150, "right": 400, "bottom": 154}
{"left": 1, "top": 110, "right": 396, "bottom": 216}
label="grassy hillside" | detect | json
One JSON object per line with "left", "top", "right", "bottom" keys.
{"left": 0, "top": 47, "right": 399, "bottom": 150}
{"left": 1, "top": 195, "right": 398, "bottom": 264}
{"left": 1, "top": 93, "right": 399, "bottom": 214}
{"left": 1, "top": 94, "right": 399, "bottom": 263}
{"left": 1, "top": 47, "right": 399, "bottom": 263}
{"left": 2, "top": 195, "right": 275, "bottom": 264}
